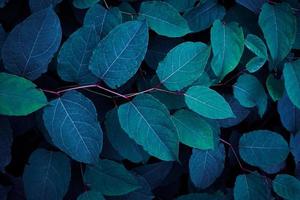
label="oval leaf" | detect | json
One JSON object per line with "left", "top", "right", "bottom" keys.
{"left": 273, "top": 174, "right": 300, "bottom": 200}
{"left": 244, "top": 34, "right": 267, "bottom": 58}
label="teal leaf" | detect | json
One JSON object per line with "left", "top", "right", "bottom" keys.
{"left": 156, "top": 41, "right": 210, "bottom": 91}
{"left": 176, "top": 192, "right": 225, "bottom": 200}
{"left": 164, "top": 0, "right": 197, "bottom": 12}
{"left": 23, "top": 149, "right": 71, "bottom": 200}
{"left": 233, "top": 74, "right": 267, "bottom": 117}
{"left": 290, "top": 133, "right": 300, "bottom": 163}
{"left": 293, "top": 15, "right": 300, "bottom": 49}
{"left": 184, "top": 86, "right": 235, "bottom": 119}
{"left": 0, "top": 73, "right": 47, "bottom": 116}
{"left": 283, "top": 59, "right": 300, "bottom": 108}
{"left": 119, "top": 2, "right": 136, "bottom": 22}
{"left": 211, "top": 20, "right": 244, "bottom": 79}
{"left": 57, "top": 26, "right": 99, "bottom": 85}
{"left": 171, "top": 109, "right": 214, "bottom": 150}
{"left": 266, "top": 74, "right": 284, "bottom": 102}
{"left": 139, "top": 1, "right": 190, "bottom": 37}
{"left": 89, "top": 20, "right": 148, "bottom": 88}
{"left": 84, "top": 159, "right": 140, "bottom": 196}
{"left": 0, "top": 118, "right": 12, "bottom": 171}
{"left": 244, "top": 34, "right": 267, "bottom": 58}
{"left": 84, "top": 4, "right": 122, "bottom": 39}
{"left": 246, "top": 57, "right": 266, "bottom": 73}
{"left": 189, "top": 143, "right": 225, "bottom": 189}
{"left": 29, "top": 0, "right": 63, "bottom": 12}
{"left": 184, "top": 0, "right": 225, "bottom": 33}
{"left": 105, "top": 108, "right": 149, "bottom": 163}
{"left": 259, "top": 2, "right": 296, "bottom": 66}
{"left": 77, "top": 191, "right": 105, "bottom": 200}
{"left": 42, "top": 91, "right": 103, "bottom": 164}
{"left": 118, "top": 94, "right": 179, "bottom": 161}
{"left": 273, "top": 174, "right": 300, "bottom": 200}
{"left": 239, "top": 130, "right": 289, "bottom": 168}
{"left": 233, "top": 172, "right": 271, "bottom": 200}
{"left": 73, "top": 0, "right": 100, "bottom": 9}
{"left": 1, "top": 7, "right": 62, "bottom": 80}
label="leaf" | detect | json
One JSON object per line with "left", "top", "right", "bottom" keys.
{"left": 23, "top": 149, "right": 71, "bottom": 200}
{"left": 211, "top": 20, "right": 244, "bottom": 79}
{"left": 189, "top": 143, "right": 225, "bottom": 189}
{"left": 139, "top": 1, "right": 190, "bottom": 37}
{"left": 73, "top": 0, "right": 100, "bottom": 9}
{"left": 246, "top": 57, "right": 266, "bottom": 73}
{"left": 156, "top": 41, "right": 210, "bottom": 91}
{"left": 277, "top": 93, "right": 300, "bottom": 133}
{"left": 266, "top": 74, "right": 284, "bottom": 102}
{"left": 259, "top": 2, "right": 296, "bottom": 66}
{"left": 29, "top": 0, "right": 63, "bottom": 12}
{"left": 119, "top": 2, "right": 136, "bottom": 22}
{"left": 176, "top": 192, "right": 225, "bottom": 200}
{"left": 1, "top": 7, "right": 62, "bottom": 80}
{"left": 0, "top": 73, "right": 47, "bottom": 116}
{"left": 233, "top": 172, "right": 271, "bottom": 200}
{"left": 239, "top": 130, "right": 289, "bottom": 168}
{"left": 118, "top": 94, "right": 179, "bottom": 161}
{"left": 105, "top": 108, "right": 149, "bottom": 163}
{"left": 260, "top": 161, "right": 286, "bottom": 174}
{"left": 236, "top": 0, "right": 266, "bottom": 13}
{"left": 184, "top": 86, "right": 235, "bottom": 119}
{"left": 184, "top": 0, "right": 225, "bottom": 33}
{"left": 84, "top": 159, "right": 140, "bottom": 196}
{"left": 171, "top": 109, "right": 214, "bottom": 150}
{"left": 233, "top": 74, "right": 267, "bottom": 117}
{"left": 77, "top": 191, "right": 105, "bottom": 200}
{"left": 273, "top": 174, "right": 300, "bottom": 200}
{"left": 283, "top": 59, "right": 300, "bottom": 109}
{"left": 57, "top": 26, "right": 99, "bottom": 85}
{"left": 244, "top": 34, "right": 267, "bottom": 59}
{"left": 164, "top": 0, "right": 197, "bottom": 12}
{"left": 89, "top": 20, "right": 148, "bottom": 88}
{"left": 84, "top": 4, "right": 122, "bottom": 39}
{"left": 42, "top": 91, "right": 103, "bottom": 164}
{"left": 0, "top": 117, "right": 12, "bottom": 172}
{"left": 293, "top": 15, "right": 300, "bottom": 49}
{"left": 290, "top": 133, "right": 300, "bottom": 163}
{"left": 0, "top": 24, "right": 6, "bottom": 56}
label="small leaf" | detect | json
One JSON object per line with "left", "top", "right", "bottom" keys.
{"left": 244, "top": 34, "right": 267, "bottom": 58}
{"left": 118, "top": 94, "right": 179, "bottom": 161}
{"left": 184, "top": 0, "right": 225, "bottom": 33}
{"left": 239, "top": 130, "right": 289, "bottom": 168}
{"left": 211, "top": 20, "right": 244, "bottom": 79}
{"left": 139, "top": 1, "right": 190, "bottom": 37}
{"left": 156, "top": 41, "right": 210, "bottom": 91}
{"left": 189, "top": 143, "right": 225, "bottom": 189}
{"left": 184, "top": 86, "right": 235, "bottom": 119}
{"left": 171, "top": 109, "right": 214, "bottom": 150}
{"left": 246, "top": 57, "right": 266, "bottom": 73}
{"left": 84, "top": 159, "right": 140, "bottom": 196}
{"left": 273, "top": 174, "right": 300, "bottom": 200}
{"left": 89, "top": 20, "right": 148, "bottom": 88}
{"left": 0, "top": 117, "right": 12, "bottom": 172}
{"left": 266, "top": 74, "right": 284, "bottom": 102}
{"left": 29, "top": 0, "right": 63, "bottom": 12}
{"left": 259, "top": 2, "right": 296, "bottom": 66}
{"left": 233, "top": 74, "right": 267, "bottom": 117}
{"left": 0, "top": 73, "right": 47, "bottom": 116}
{"left": 23, "top": 149, "right": 71, "bottom": 200}
{"left": 77, "top": 191, "right": 105, "bottom": 200}
{"left": 73, "top": 0, "right": 100, "bottom": 9}
{"left": 43, "top": 91, "right": 103, "bottom": 164}
{"left": 1, "top": 7, "right": 62, "bottom": 80}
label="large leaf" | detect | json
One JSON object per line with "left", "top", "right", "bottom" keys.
{"left": 84, "top": 4, "right": 122, "bottom": 39}
{"left": 259, "top": 3, "right": 296, "bottom": 66}
{"left": 1, "top": 7, "right": 62, "bottom": 80}
{"left": 73, "top": 0, "right": 100, "bottom": 9}
{"left": 283, "top": 59, "right": 300, "bottom": 109}
{"left": 184, "top": 0, "right": 225, "bottom": 33}
{"left": 156, "top": 41, "right": 210, "bottom": 91}
{"left": 118, "top": 94, "right": 179, "bottom": 161}
{"left": 57, "top": 26, "right": 99, "bottom": 85}
{"left": 171, "top": 109, "right": 214, "bottom": 150}
{"left": 42, "top": 91, "right": 103, "bottom": 164}
{"left": 0, "top": 73, "right": 47, "bottom": 116}
{"left": 77, "top": 191, "right": 105, "bottom": 200}
{"left": 29, "top": 0, "right": 63, "bottom": 12}
{"left": 23, "top": 149, "right": 71, "bottom": 200}
{"left": 239, "top": 130, "right": 289, "bottom": 168}
{"left": 233, "top": 172, "right": 271, "bottom": 200}
{"left": 89, "top": 20, "right": 148, "bottom": 88}
{"left": 184, "top": 86, "right": 235, "bottom": 119}
{"left": 189, "top": 143, "right": 225, "bottom": 189}
{"left": 273, "top": 174, "right": 300, "bottom": 200}
{"left": 139, "top": 1, "right": 190, "bottom": 37}
{"left": 0, "top": 118, "right": 12, "bottom": 172}
{"left": 233, "top": 74, "right": 267, "bottom": 117}
{"left": 211, "top": 19, "right": 244, "bottom": 79}
{"left": 84, "top": 159, "right": 140, "bottom": 196}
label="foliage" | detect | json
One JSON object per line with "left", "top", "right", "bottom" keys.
{"left": 0, "top": 0, "right": 300, "bottom": 199}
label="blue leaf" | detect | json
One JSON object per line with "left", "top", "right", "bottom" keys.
{"left": 260, "top": 162, "right": 286, "bottom": 174}
{"left": 290, "top": 132, "right": 300, "bottom": 163}
{"left": 236, "top": 0, "right": 267, "bottom": 13}
{"left": 89, "top": 20, "right": 148, "bottom": 88}
{"left": 0, "top": 25, "right": 6, "bottom": 58}
{"left": 1, "top": 7, "right": 62, "bottom": 80}
{"left": 23, "top": 149, "right": 71, "bottom": 200}
{"left": 29, "top": 0, "right": 63, "bottom": 12}
{"left": 189, "top": 143, "right": 225, "bottom": 189}
{"left": 43, "top": 91, "right": 103, "bottom": 164}
{"left": 0, "top": 117, "right": 12, "bottom": 172}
